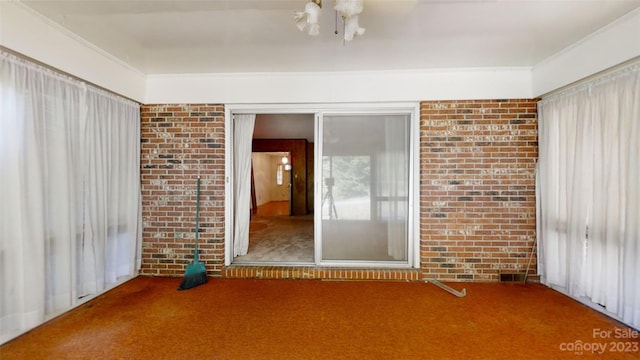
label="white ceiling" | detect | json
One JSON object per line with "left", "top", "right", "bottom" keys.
{"left": 20, "top": 0, "right": 640, "bottom": 75}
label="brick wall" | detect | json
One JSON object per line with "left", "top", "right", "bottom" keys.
{"left": 139, "top": 100, "right": 538, "bottom": 281}
{"left": 140, "top": 104, "right": 226, "bottom": 276}
{"left": 419, "top": 99, "right": 538, "bottom": 281}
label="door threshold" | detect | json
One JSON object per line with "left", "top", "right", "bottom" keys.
{"left": 231, "top": 261, "right": 315, "bottom": 267}
{"left": 222, "top": 264, "right": 421, "bottom": 281}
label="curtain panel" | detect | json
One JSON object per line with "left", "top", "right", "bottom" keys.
{"left": 537, "top": 62, "right": 639, "bottom": 329}
{"left": 0, "top": 50, "right": 141, "bottom": 343}
{"left": 232, "top": 114, "right": 256, "bottom": 257}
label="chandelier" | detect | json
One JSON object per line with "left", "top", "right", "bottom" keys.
{"left": 295, "top": 0, "right": 365, "bottom": 42}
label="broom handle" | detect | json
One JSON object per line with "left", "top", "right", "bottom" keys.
{"left": 194, "top": 177, "right": 201, "bottom": 262}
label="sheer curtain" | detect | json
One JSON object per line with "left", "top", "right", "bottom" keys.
{"left": 537, "top": 62, "right": 639, "bottom": 329}
{"left": 379, "top": 116, "right": 409, "bottom": 260}
{"left": 320, "top": 114, "right": 410, "bottom": 262}
{"left": 232, "top": 114, "right": 255, "bottom": 257}
{"left": 0, "top": 50, "right": 141, "bottom": 343}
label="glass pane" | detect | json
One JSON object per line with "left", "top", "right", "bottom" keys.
{"left": 321, "top": 155, "right": 370, "bottom": 220}
{"left": 276, "top": 164, "right": 283, "bottom": 185}
{"left": 320, "top": 114, "right": 410, "bottom": 261}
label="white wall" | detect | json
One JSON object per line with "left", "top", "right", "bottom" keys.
{"left": 533, "top": 7, "right": 640, "bottom": 97}
{"left": 2, "top": 0, "right": 639, "bottom": 103}
{"left": 251, "top": 153, "right": 290, "bottom": 206}
{"left": 145, "top": 68, "right": 533, "bottom": 104}
{"left": 269, "top": 156, "right": 290, "bottom": 202}
{"left": 0, "top": 1, "right": 146, "bottom": 102}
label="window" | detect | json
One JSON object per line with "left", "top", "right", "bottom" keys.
{"left": 276, "top": 164, "right": 283, "bottom": 185}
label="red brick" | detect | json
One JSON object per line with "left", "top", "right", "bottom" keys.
{"left": 420, "top": 99, "right": 537, "bottom": 281}
{"left": 140, "top": 100, "right": 538, "bottom": 282}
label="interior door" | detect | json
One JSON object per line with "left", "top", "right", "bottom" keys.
{"left": 316, "top": 113, "right": 411, "bottom": 264}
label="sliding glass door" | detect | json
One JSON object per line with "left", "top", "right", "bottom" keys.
{"left": 225, "top": 105, "right": 417, "bottom": 268}
{"left": 317, "top": 114, "right": 411, "bottom": 263}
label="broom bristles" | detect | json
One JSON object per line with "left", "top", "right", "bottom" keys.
{"left": 177, "top": 261, "right": 208, "bottom": 290}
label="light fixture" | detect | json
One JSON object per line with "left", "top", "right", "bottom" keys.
{"left": 295, "top": 0, "right": 365, "bottom": 42}
{"left": 294, "top": 0, "right": 321, "bottom": 36}
{"left": 281, "top": 154, "right": 292, "bottom": 170}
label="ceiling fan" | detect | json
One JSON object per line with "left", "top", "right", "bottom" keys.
{"left": 294, "top": 0, "right": 365, "bottom": 42}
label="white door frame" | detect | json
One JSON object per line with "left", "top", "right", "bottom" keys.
{"left": 224, "top": 103, "right": 420, "bottom": 268}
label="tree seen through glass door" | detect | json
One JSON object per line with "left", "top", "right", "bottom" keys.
{"left": 321, "top": 155, "right": 370, "bottom": 220}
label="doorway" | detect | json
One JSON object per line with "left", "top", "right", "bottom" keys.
{"left": 251, "top": 152, "right": 292, "bottom": 217}
{"left": 225, "top": 105, "right": 419, "bottom": 268}
{"left": 234, "top": 114, "right": 315, "bottom": 264}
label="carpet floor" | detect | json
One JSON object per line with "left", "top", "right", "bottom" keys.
{"left": 2, "top": 276, "right": 638, "bottom": 359}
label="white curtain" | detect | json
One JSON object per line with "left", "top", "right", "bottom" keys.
{"left": 320, "top": 114, "right": 410, "bottom": 262}
{"left": 232, "top": 114, "right": 255, "bottom": 257}
{"left": 379, "top": 116, "right": 409, "bottom": 260}
{"left": 0, "top": 50, "right": 141, "bottom": 343}
{"left": 537, "top": 62, "right": 639, "bottom": 329}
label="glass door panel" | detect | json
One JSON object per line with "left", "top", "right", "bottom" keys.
{"left": 319, "top": 114, "right": 410, "bottom": 262}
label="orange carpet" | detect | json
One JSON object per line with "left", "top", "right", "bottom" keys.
{"left": 2, "top": 276, "right": 638, "bottom": 359}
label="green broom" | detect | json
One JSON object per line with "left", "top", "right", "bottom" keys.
{"left": 178, "top": 177, "right": 208, "bottom": 290}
